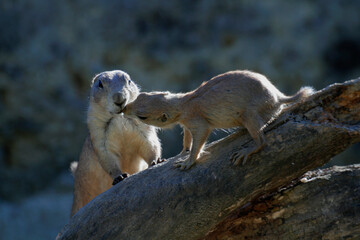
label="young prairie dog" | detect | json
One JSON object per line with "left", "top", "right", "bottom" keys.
{"left": 71, "top": 70, "right": 161, "bottom": 217}
{"left": 123, "top": 70, "right": 314, "bottom": 170}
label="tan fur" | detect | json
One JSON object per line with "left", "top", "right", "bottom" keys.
{"left": 71, "top": 70, "right": 161, "bottom": 217}
{"left": 123, "top": 70, "right": 313, "bottom": 170}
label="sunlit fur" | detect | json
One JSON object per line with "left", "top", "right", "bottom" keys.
{"left": 124, "top": 70, "right": 314, "bottom": 170}
{"left": 124, "top": 91, "right": 183, "bottom": 128}
{"left": 71, "top": 70, "right": 161, "bottom": 217}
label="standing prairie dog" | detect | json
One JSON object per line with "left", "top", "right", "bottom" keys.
{"left": 123, "top": 70, "right": 314, "bottom": 170}
{"left": 71, "top": 70, "right": 161, "bottom": 217}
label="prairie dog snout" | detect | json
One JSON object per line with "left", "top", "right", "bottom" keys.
{"left": 112, "top": 92, "right": 126, "bottom": 109}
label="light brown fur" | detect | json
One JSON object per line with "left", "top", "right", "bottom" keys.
{"left": 123, "top": 70, "right": 313, "bottom": 170}
{"left": 71, "top": 70, "right": 161, "bottom": 217}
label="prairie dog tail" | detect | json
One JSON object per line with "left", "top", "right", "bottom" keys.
{"left": 279, "top": 86, "right": 314, "bottom": 104}
{"left": 70, "top": 161, "right": 78, "bottom": 176}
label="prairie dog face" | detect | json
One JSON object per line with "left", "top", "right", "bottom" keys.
{"left": 90, "top": 70, "right": 139, "bottom": 114}
{"left": 123, "top": 92, "right": 179, "bottom": 128}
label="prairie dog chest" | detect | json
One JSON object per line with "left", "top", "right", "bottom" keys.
{"left": 106, "top": 116, "right": 149, "bottom": 154}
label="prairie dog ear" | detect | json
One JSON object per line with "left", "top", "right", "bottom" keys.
{"left": 159, "top": 113, "right": 169, "bottom": 122}
{"left": 91, "top": 73, "right": 101, "bottom": 86}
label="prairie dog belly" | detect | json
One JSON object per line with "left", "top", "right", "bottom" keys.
{"left": 106, "top": 116, "right": 151, "bottom": 173}
{"left": 203, "top": 106, "right": 246, "bottom": 129}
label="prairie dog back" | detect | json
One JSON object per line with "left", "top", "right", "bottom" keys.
{"left": 187, "top": 70, "right": 313, "bottom": 129}
{"left": 192, "top": 71, "right": 286, "bottom": 127}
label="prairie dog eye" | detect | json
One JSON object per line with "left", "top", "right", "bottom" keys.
{"left": 128, "top": 79, "right": 132, "bottom": 85}
{"left": 98, "top": 80, "right": 104, "bottom": 89}
{"left": 137, "top": 116, "right": 147, "bottom": 120}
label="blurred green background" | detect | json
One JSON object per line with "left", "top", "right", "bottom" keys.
{"left": 0, "top": 0, "right": 359, "bottom": 239}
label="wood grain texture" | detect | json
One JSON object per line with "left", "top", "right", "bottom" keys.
{"left": 57, "top": 78, "right": 360, "bottom": 240}
{"left": 202, "top": 165, "right": 360, "bottom": 239}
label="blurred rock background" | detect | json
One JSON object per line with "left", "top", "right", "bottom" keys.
{"left": 0, "top": 0, "right": 359, "bottom": 239}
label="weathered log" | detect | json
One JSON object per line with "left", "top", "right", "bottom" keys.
{"left": 57, "top": 78, "right": 360, "bottom": 240}
{"left": 202, "top": 165, "right": 360, "bottom": 239}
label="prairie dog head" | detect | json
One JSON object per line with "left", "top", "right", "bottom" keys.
{"left": 90, "top": 70, "right": 139, "bottom": 114}
{"left": 123, "top": 92, "right": 180, "bottom": 128}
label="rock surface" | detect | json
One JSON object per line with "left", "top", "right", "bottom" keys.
{"left": 202, "top": 165, "right": 360, "bottom": 240}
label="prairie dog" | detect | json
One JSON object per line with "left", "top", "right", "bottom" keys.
{"left": 123, "top": 70, "right": 313, "bottom": 170}
{"left": 71, "top": 70, "right": 161, "bottom": 217}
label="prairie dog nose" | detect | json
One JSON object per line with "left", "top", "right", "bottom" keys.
{"left": 113, "top": 93, "right": 126, "bottom": 106}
